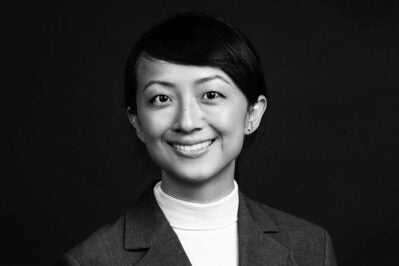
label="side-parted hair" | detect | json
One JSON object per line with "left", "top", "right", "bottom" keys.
{"left": 125, "top": 12, "right": 267, "bottom": 112}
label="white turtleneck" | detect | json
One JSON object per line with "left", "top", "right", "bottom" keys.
{"left": 153, "top": 180, "right": 239, "bottom": 266}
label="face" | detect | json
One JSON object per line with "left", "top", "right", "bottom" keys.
{"left": 130, "top": 56, "right": 265, "bottom": 200}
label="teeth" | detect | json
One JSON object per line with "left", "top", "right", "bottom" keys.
{"left": 173, "top": 140, "right": 212, "bottom": 152}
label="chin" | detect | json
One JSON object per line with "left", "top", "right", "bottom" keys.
{"left": 164, "top": 161, "right": 234, "bottom": 186}
{"left": 169, "top": 169, "right": 216, "bottom": 185}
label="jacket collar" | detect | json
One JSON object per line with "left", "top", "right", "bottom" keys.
{"left": 237, "top": 192, "right": 296, "bottom": 265}
{"left": 123, "top": 182, "right": 296, "bottom": 265}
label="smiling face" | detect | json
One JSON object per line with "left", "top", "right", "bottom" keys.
{"left": 129, "top": 56, "right": 266, "bottom": 202}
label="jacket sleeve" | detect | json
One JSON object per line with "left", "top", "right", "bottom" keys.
{"left": 324, "top": 230, "right": 337, "bottom": 266}
{"left": 53, "top": 253, "right": 80, "bottom": 266}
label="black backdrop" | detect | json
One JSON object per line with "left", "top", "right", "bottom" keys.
{"left": 3, "top": 0, "right": 399, "bottom": 265}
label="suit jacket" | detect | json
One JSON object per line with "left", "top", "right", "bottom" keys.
{"left": 56, "top": 183, "right": 337, "bottom": 266}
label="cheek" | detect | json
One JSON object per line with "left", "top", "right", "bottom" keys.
{"left": 138, "top": 110, "right": 173, "bottom": 140}
{"left": 208, "top": 105, "right": 247, "bottom": 135}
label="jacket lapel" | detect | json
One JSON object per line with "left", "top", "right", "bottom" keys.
{"left": 238, "top": 191, "right": 297, "bottom": 266}
{"left": 122, "top": 183, "right": 296, "bottom": 266}
{"left": 123, "top": 183, "right": 191, "bottom": 266}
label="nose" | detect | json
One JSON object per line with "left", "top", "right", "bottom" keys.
{"left": 172, "top": 98, "right": 204, "bottom": 134}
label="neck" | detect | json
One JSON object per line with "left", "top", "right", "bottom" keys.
{"left": 161, "top": 165, "right": 235, "bottom": 203}
{"left": 154, "top": 180, "right": 239, "bottom": 230}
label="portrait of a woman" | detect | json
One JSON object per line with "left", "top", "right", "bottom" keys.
{"left": 57, "top": 12, "right": 336, "bottom": 266}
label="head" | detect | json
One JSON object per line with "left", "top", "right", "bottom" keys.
{"left": 125, "top": 12, "right": 267, "bottom": 201}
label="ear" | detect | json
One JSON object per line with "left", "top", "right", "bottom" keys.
{"left": 244, "top": 95, "right": 267, "bottom": 135}
{"left": 126, "top": 107, "right": 146, "bottom": 143}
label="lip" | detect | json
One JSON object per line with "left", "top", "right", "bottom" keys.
{"left": 168, "top": 138, "right": 216, "bottom": 158}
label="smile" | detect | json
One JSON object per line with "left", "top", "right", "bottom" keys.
{"left": 169, "top": 139, "right": 215, "bottom": 157}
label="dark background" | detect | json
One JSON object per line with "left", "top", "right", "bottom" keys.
{"left": 3, "top": 0, "right": 399, "bottom": 265}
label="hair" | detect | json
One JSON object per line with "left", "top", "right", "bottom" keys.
{"left": 125, "top": 11, "right": 267, "bottom": 110}
{"left": 125, "top": 12, "right": 267, "bottom": 165}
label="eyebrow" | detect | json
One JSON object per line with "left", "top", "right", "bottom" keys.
{"left": 143, "top": 80, "right": 175, "bottom": 90}
{"left": 194, "top": 75, "right": 231, "bottom": 86}
{"left": 143, "top": 75, "right": 231, "bottom": 90}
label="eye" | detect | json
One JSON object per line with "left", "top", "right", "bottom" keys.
{"left": 202, "top": 91, "right": 224, "bottom": 100}
{"left": 150, "top": 94, "right": 172, "bottom": 104}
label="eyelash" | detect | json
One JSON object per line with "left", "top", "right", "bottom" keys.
{"left": 149, "top": 91, "right": 225, "bottom": 105}
{"left": 150, "top": 94, "right": 170, "bottom": 103}
{"left": 202, "top": 91, "right": 225, "bottom": 100}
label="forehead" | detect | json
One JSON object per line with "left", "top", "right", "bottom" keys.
{"left": 135, "top": 56, "right": 235, "bottom": 86}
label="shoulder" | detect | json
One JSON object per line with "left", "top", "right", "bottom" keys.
{"left": 243, "top": 195, "right": 336, "bottom": 265}
{"left": 255, "top": 197, "right": 327, "bottom": 237}
{"left": 71, "top": 216, "right": 124, "bottom": 256}
{"left": 56, "top": 185, "right": 159, "bottom": 265}
{"left": 56, "top": 215, "right": 142, "bottom": 266}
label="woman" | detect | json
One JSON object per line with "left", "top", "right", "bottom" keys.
{"left": 57, "top": 12, "right": 337, "bottom": 266}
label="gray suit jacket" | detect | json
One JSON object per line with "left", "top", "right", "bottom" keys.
{"left": 56, "top": 183, "right": 337, "bottom": 265}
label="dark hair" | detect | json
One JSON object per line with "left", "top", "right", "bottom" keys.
{"left": 125, "top": 12, "right": 267, "bottom": 112}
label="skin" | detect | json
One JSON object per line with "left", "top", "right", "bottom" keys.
{"left": 128, "top": 56, "right": 266, "bottom": 203}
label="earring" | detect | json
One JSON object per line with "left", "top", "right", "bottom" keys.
{"left": 248, "top": 115, "right": 255, "bottom": 132}
{"left": 248, "top": 122, "right": 253, "bottom": 132}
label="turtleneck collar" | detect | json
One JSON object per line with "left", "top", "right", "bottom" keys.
{"left": 153, "top": 180, "right": 239, "bottom": 231}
